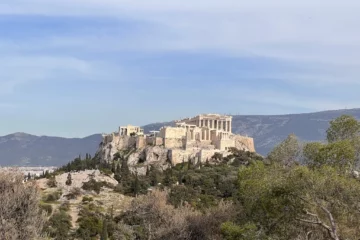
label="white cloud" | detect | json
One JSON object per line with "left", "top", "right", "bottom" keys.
{"left": 2, "top": 0, "right": 360, "bottom": 91}
{"left": 0, "top": 54, "right": 124, "bottom": 95}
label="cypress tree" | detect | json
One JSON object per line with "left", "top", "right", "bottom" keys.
{"left": 65, "top": 173, "right": 72, "bottom": 186}
{"left": 133, "top": 171, "right": 139, "bottom": 197}
{"left": 100, "top": 219, "right": 108, "bottom": 240}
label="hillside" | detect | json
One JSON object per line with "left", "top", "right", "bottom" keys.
{"left": 2, "top": 108, "right": 360, "bottom": 166}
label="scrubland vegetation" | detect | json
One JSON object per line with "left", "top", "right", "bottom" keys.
{"left": 2, "top": 114, "right": 360, "bottom": 239}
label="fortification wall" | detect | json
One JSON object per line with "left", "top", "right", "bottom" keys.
{"left": 164, "top": 138, "right": 184, "bottom": 149}
{"left": 136, "top": 136, "right": 146, "bottom": 149}
{"left": 169, "top": 149, "right": 201, "bottom": 165}
{"left": 200, "top": 149, "right": 220, "bottom": 162}
{"left": 146, "top": 137, "right": 164, "bottom": 146}
{"left": 232, "top": 135, "right": 255, "bottom": 152}
{"left": 185, "top": 140, "right": 214, "bottom": 150}
{"left": 161, "top": 127, "right": 187, "bottom": 139}
{"left": 117, "top": 136, "right": 137, "bottom": 150}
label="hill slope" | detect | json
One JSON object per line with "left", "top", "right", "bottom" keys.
{"left": 2, "top": 108, "right": 360, "bottom": 166}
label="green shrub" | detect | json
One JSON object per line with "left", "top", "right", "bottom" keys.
{"left": 76, "top": 204, "right": 104, "bottom": 238}
{"left": 100, "top": 168, "right": 113, "bottom": 176}
{"left": 64, "top": 187, "right": 82, "bottom": 200}
{"left": 82, "top": 179, "right": 114, "bottom": 194}
{"left": 221, "top": 222, "right": 258, "bottom": 240}
{"left": 59, "top": 202, "right": 70, "bottom": 212}
{"left": 43, "top": 210, "right": 72, "bottom": 239}
{"left": 39, "top": 203, "right": 53, "bottom": 216}
{"left": 44, "top": 190, "right": 62, "bottom": 202}
{"left": 82, "top": 196, "right": 94, "bottom": 203}
{"left": 47, "top": 177, "right": 57, "bottom": 188}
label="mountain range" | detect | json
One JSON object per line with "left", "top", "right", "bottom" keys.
{"left": 2, "top": 108, "right": 360, "bottom": 166}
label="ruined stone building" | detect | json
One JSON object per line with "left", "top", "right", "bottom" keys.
{"left": 98, "top": 114, "right": 255, "bottom": 169}
{"left": 119, "top": 125, "right": 144, "bottom": 136}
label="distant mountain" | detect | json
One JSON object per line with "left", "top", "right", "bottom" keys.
{"left": 0, "top": 133, "right": 102, "bottom": 166}
{"left": 2, "top": 108, "right": 360, "bottom": 166}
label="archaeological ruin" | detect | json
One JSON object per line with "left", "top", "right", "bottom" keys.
{"left": 98, "top": 114, "right": 255, "bottom": 168}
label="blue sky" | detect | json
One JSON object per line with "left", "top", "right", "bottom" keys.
{"left": 1, "top": 0, "right": 360, "bottom": 137}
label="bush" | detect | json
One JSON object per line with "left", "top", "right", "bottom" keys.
{"left": 0, "top": 171, "right": 45, "bottom": 240}
{"left": 39, "top": 203, "right": 53, "bottom": 216}
{"left": 76, "top": 204, "right": 104, "bottom": 238}
{"left": 47, "top": 177, "right": 57, "bottom": 188}
{"left": 44, "top": 190, "right": 62, "bottom": 202}
{"left": 116, "top": 189, "right": 236, "bottom": 240}
{"left": 59, "top": 202, "right": 70, "bottom": 212}
{"left": 100, "top": 168, "right": 113, "bottom": 176}
{"left": 82, "top": 179, "right": 114, "bottom": 194}
{"left": 44, "top": 210, "right": 72, "bottom": 239}
{"left": 82, "top": 195, "right": 94, "bottom": 203}
{"left": 64, "top": 187, "right": 82, "bottom": 200}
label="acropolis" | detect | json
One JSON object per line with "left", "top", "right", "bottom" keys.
{"left": 99, "top": 114, "right": 255, "bottom": 166}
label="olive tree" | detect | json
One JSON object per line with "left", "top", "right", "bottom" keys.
{"left": 238, "top": 162, "right": 360, "bottom": 240}
{"left": 267, "top": 134, "right": 301, "bottom": 167}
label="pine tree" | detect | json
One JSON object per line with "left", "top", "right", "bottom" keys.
{"left": 187, "top": 157, "right": 192, "bottom": 170}
{"left": 145, "top": 165, "right": 150, "bottom": 176}
{"left": 100, "top": 219, "right": 108, "bottom": 240}
{"left": 120, "top": 158, "right": 130, "bottom": 181}
{"left": 111, "top": 161, "right": 116, "bottom": 173}
{"left": 133, "top": 171, "right": 140, "bottom": 197}
{"left": 65, "top": 173, "right": 72, "bottom": 186}
{"left": 27, "top": 172, "right": 31, "bottom": 180}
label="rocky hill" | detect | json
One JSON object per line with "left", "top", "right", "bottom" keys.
{"left": 2, "top": 108, "right": 360, "bottom": 166}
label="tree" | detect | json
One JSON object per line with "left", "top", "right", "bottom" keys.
{"left": 327, "top": 115, "right": 360, "bottom": 143}
{"left": 237, "top": 161, "right": 360, "bottom": 239}
{"left": 120, "top": 158, "right": 130, "bottom": 181}
{"left": 100, "top": 219, "right": 108, "bottom": 240}
{"left": 0, "top": 171, "right": 45, "bottom": 239}
{"left": 65, "top": 173, "right": 72, "bottom": 186}
{"left": 149, "top": 165, "right": 162, "bottom": 186}
{"left": 303, "top": 140, "right": 355, "bottom": 172}
{"left": 27, "top": 172, "right": 31, "bottom": 180}
{"left": 133, "top": 171, "right": 140, "bottom": 197}
{"left": 44, "top": 210, "right": 72, "bottom": 240}
{"left": 268, "top": 134, "right": 301, "bottom": 167}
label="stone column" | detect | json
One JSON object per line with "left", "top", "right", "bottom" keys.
{"left": 229, "top": 121, "right": 232, "bottom": 133}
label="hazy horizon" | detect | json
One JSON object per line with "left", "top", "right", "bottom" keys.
{"left": 2, "top": 107, "right": 360, "bottom": 138}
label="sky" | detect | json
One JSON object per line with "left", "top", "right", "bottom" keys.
{"left": 1, "top": 0, "right": 360, "bottom": 137}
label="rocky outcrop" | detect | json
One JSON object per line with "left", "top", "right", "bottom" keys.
{"left": 97, "top": 131, "right": 255, "bottom": 175}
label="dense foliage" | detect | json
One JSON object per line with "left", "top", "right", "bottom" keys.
{"left": 9, "top": 114, "right": 360, "bottom": 240}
